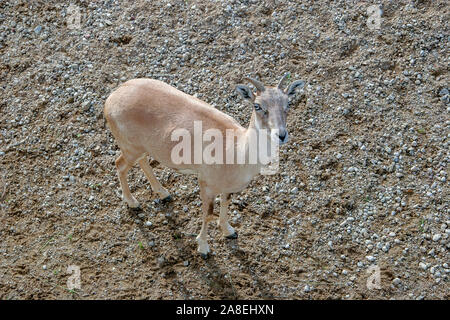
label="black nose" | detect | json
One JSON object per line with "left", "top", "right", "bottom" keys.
{"left": 279, "top": 132, "right": 286, "bottom": 141}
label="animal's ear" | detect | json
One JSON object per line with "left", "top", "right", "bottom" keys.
{"left": 235, "top": 84, "right": 255, "bottom": 101}
{"left": 285, "top": 80, "right": 305, "bottom": 96}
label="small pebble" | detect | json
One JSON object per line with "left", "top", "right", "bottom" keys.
{"left": 419, "top": 262, "right": 427, "bottom": 270}
{"left": 34, "top": 25, "right": 42, "bottom": 34}
{"left": 432, "top": 234, "right": 441, "bottom": 241}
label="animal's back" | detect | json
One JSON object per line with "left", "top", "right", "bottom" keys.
{"left": 104, "top": 79, "right": 244, "bottom": 168}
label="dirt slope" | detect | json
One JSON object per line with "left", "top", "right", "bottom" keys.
{"left": 0, "top": 0, "right": 448, "bottom": 299}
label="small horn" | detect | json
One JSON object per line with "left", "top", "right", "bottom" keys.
{"left": 244, "top": 77, "right": 265, "bottom": 92}
{"left": 278, "top": 72, "right": 290, "bottom": 89}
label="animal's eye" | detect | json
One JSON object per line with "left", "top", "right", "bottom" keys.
{"left": 254, "top": 104, "right": 262, "bottom": 111}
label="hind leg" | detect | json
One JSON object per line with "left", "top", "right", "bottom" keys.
{"left": 116, "top": 153, "right": 140, "bottom": 208}
{"left": 138, "top": 158, "right": 171, "bottom": 201}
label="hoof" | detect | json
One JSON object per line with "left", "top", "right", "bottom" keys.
{"left": 161, "top": 195, "right": 173, "bottom": 203}
{"left": 226, "top": 232, "right": 238, "bottom": 240}
{"left": 200, "top": 253, "right": 209, "bottom": 260}
{"left": 127, "top": 202, "right": 141, "bottom": 209}
{"left": 125, "top": 197, "right": 140, "bottom": 209}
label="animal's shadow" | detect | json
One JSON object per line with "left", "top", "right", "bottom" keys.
{"left": 127, "top": 200, "right": 274, "bottom": 299}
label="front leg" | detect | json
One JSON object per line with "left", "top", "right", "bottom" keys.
{"left": 218, "top": 193, "right": 237, "bottom": 239}
{"left": 196, "top": 183, "right": 215, "bottom": 259}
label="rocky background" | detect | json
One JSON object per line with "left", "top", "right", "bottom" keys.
{"left": 0, "top": 0, "right": 448, "bottom": 299}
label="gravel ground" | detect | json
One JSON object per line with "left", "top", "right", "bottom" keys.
{"left": 0, "top": 0, "right": 448, "bottom": 299}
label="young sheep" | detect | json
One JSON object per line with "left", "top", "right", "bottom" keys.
{"left": 104, "top": 74, "right": 305, "bottom": 258}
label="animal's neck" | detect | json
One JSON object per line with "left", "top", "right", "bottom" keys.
{"left": 247, "top": 111, "right": 259, "bottom": 131}
{"left": 241, "top": 112, "right": 276, "bottom": 168}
